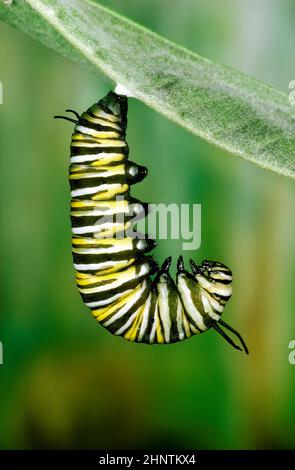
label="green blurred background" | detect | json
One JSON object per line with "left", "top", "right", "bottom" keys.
{"left": 0, "top": 0, "right": 295, "bottom": 450}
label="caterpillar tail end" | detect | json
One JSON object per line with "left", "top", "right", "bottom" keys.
{"left": 98, "top": 91, "right": 128, "bottom": 126}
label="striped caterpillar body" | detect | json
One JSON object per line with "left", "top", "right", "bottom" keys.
{"left": 55, "top": 91, "right": 248, "bottom": 353}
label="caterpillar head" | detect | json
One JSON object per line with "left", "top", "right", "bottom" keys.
{"left": 198, "top": 260, "right": 232, "bottom": 284}
{"left": 176, "top": 257, "right": 248, "bottom": 353}
{"left": 190, "top": 259, "right": 233, "bottom": 302}
{"left": 190, "top": 259, "right": 248, "bottom": 354}
{"left": 176, "top": 256, "right": 233, "bottom": 323}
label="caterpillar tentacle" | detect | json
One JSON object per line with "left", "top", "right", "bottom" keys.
{"left": 57, "top": 90, "right": 248, "bottom": 352}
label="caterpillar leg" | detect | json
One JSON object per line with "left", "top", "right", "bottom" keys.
{"left": 117, "top": 257, "right": 194, "bottom": 345}
{"left": 176, "top": 256, "right": 210, "bottom": 333}
{"left": 154, "top": 257, "right": 192, "bottom": 343}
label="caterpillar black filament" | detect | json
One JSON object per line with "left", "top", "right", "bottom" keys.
{"left": 55, "top": 91, "right": 248, "bottom": 353}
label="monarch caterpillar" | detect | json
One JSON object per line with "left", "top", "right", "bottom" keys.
{"left": 55, "top": 91, "right": 248, "bottom": 353}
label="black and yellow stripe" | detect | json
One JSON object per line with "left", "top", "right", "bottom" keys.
{"left": 55, "top": 91, "right": 248, "bottom": 353}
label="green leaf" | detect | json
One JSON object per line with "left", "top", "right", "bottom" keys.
{"left": 1, "top": 0, "right": 295, "bottom": 178}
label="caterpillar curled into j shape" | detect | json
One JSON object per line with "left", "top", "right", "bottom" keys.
{"left": 55, "top": 91, "right": 248, "bottom": 354}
